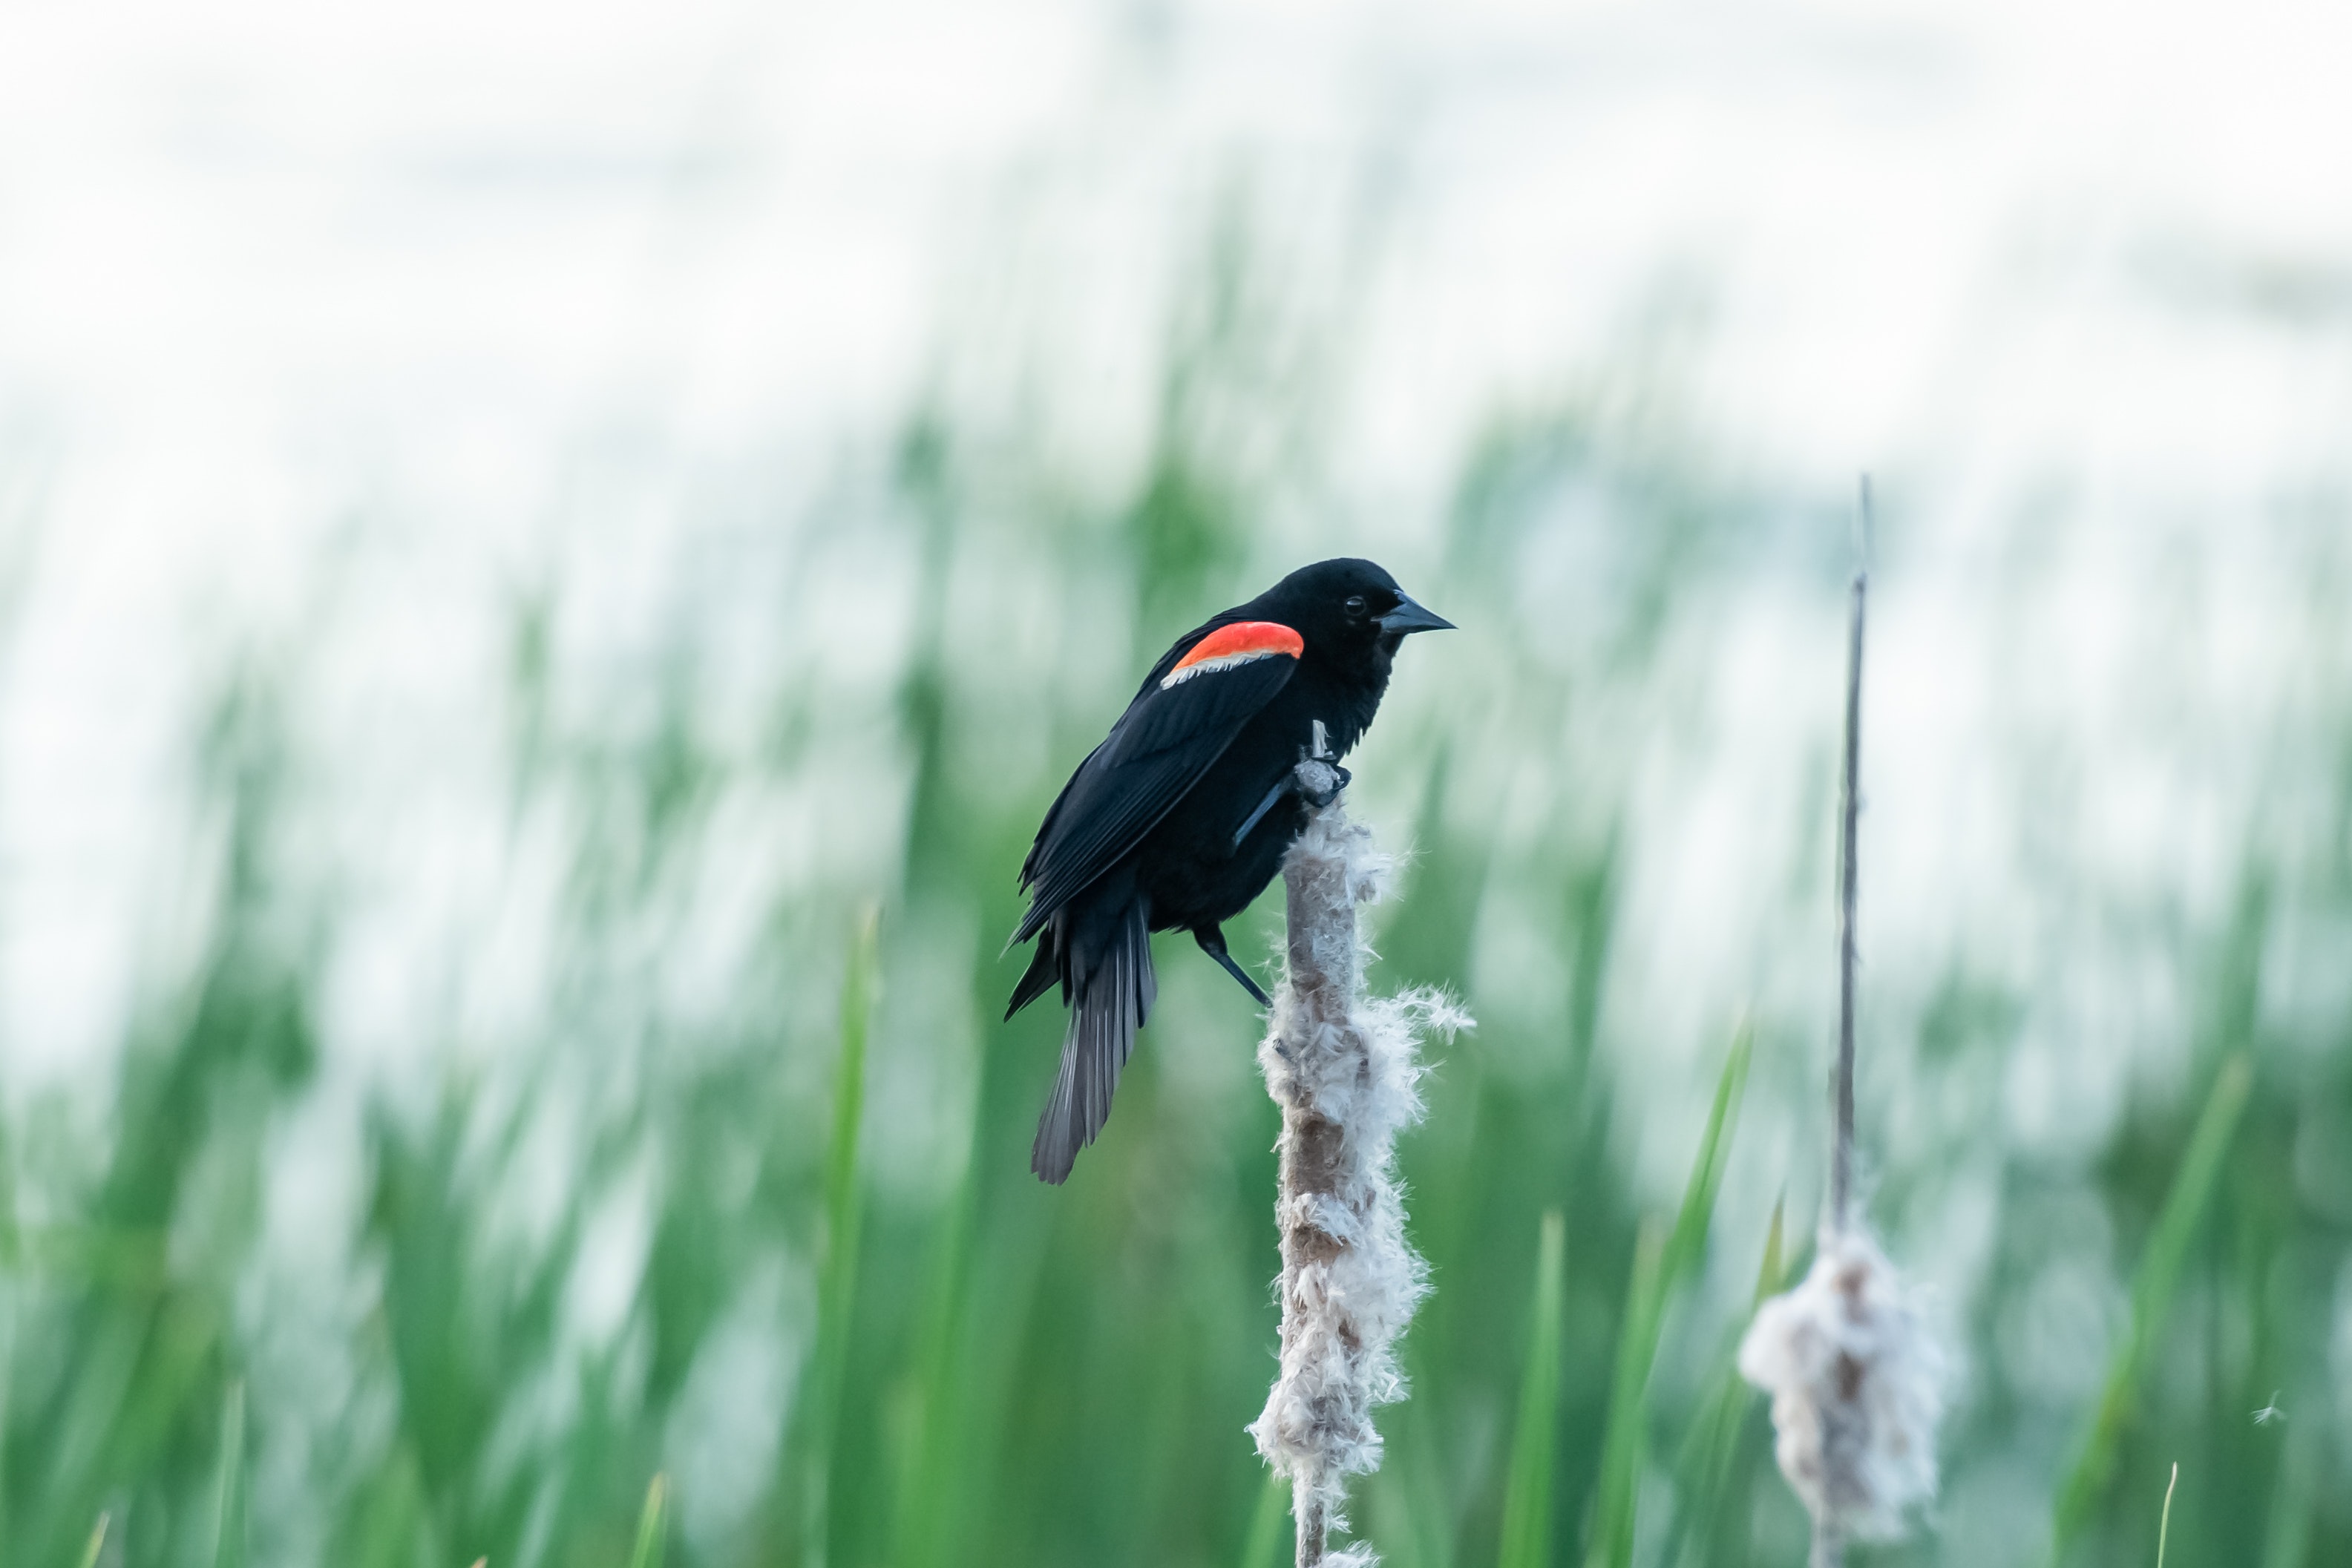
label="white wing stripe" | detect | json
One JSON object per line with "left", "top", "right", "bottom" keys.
{"left": 1160, "top": 647, "right": 1289, "bottom": 688}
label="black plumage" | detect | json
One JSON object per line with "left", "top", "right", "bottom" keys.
{"left": 1006, "top": 557, "right": 1453, "bottom": 1182}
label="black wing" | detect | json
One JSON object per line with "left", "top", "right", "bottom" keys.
{"left": 1014, "top": 631, "right": 1295, "bottom": 944}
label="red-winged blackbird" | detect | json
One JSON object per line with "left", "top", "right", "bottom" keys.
{"left": 1007, "top": 557, "right": 1453, "bottom": 1182}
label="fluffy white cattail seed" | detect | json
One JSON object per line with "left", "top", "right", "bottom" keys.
{"left": 1737, "top": 1227, "right": 1945, "bottom": 1549}
{"left": 1249, "top": 774, "right": 1470, "bottom": 1567}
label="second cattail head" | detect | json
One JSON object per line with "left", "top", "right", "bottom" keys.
{"left": 1737, "top": 1226, "right": 1945, "bottom": 1543}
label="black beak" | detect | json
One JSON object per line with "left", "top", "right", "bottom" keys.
{"left": 1378, "top": 594, "right": 1455, "bottom": 635}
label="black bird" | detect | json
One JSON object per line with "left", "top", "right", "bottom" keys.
{"left": 1006, "top": 557, "right": 1453, "bottom": 1182}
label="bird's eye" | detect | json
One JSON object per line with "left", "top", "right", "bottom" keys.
{"left": 1344, "top": 595, "right": 1367, "bottom": 617}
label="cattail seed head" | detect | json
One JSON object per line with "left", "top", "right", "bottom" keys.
{"left": 1250, "top": 798, "right": 1470, "bottom": 1564}
{"left": 1737, "top": 1227, "right": 1945, "bottom": 1544}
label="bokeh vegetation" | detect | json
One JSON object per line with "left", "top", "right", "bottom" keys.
{"left": 1, "top": 228, "right": 2348, "bottom": 1568}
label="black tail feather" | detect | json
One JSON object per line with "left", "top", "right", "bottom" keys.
{"left": 1030, "top": 901, "right": 1156, "bottom": 1184}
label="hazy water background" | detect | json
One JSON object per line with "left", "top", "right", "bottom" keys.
{"left": 2, "top": 1, "right": 2351, "bottom": 1564}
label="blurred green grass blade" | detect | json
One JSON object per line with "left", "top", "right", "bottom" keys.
{"left": 1398, "top": 1367, "right": 1458, "bottom": 1568}
{"left": 1239, "top": 1469, "right": 1288, "bottom": 1568}
{"left": 1752, "top": 1195, "right": 1784, "bottom": 1308}
{"left": 629, "top": 1474, "right": 669, "bottom": 1568}
{"left": 888, "top": 1002, "right": 988, "bottom": 1568}
{"left": 801, "top": 907, "right": 880, "bottom": 1568}
{"left": 1586, "top": 1027, "right": 1749, "bottom": 1568}
{"left": 1497, "top": 1210, "right": 1565, "bottom": 1568}
{"left": 76, "top": 1513, "right": 109, "bottom": 1568}
{"left": 1663, "top": 1023, "right": 1751, "bottom": 1290}
{"left": 1582, "top": 1219, "right": 1664, "bottom": 1568}
{"left": 825, "top": 909, "right": 880, "bottom": 1279}
{"left": 212, "top": 1380, "right": 247, "bottom": 1568}
{"left": 2048, "top": 1054, "right": 2253, "bottom": 1564}
{"left": 2261, "top": 1423, "right": 2318, "bottom": 1568}
{"left": 1660, "top": 1195, "right": 1786, "bottom": 1568}
{"left": 0, "top": 1118, "right": 13, "bottom": 1550}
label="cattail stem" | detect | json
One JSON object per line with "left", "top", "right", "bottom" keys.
{"left": 1294, "top": 1497, "right": 1328, "bottom": 1568}
{"left": 1818, "top": 482, "right": 1872, "bottom": 1564}
{"left": 1830, "top": 557, "right": 1865, "bottom": 1236}
{"left": 1269, "top": 763, "right": 1366, "bottom": 1568}
{"left": 1742, "top": 479, "right": 1939, "bottom": 1560}
{"left": 1251, "top": 752, "right": 1467, "bottom": 1568}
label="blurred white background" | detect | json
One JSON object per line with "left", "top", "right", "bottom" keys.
{"left": 0, "top": 0, "right": 2345, "bottom": 1185}
{"left": 4, "top": 0, "right": 2348, "bottom": 1113}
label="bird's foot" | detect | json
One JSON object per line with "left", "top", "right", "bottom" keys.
{"left": 1294, "top": 758, "right": 1349, "bottom": 809}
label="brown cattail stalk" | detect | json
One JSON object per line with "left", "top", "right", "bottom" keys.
{"left": 1250, "top": 748, "right": 1468, "bottom": 1567}
{"left": 1740, "top": 480, "right": 1944, "bottom": 1567}
{"left": 1830, "top": 544, "right": 1864, "bottom": 1236}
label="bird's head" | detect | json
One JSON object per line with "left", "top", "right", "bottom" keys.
{"left": 1258, "top": 557, "right": 1455, "bottom": 661}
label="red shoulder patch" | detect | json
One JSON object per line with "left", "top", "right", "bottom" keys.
{"left": 1162, "top": 620, "right": 1305, "bottom": 687}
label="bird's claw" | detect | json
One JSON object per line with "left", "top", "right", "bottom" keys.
{"left": 1294, "top": 758, "right": 1349, "bottom": 810}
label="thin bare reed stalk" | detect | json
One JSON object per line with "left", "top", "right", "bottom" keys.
{"left": 1251, "top": 749, "right": 1469, "bottom": 1567}
{"left": 1739, "top": 484, "right": 1945, "bottom": 1567}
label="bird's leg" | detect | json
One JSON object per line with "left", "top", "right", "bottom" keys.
{"left": 1195, "top": 925, "right": 1273, "bottom": 1008}
{"left": 1231, "top": 776, "right": 1295, "bottom": 848}
{"left": 1232, "top": 760, "right": 1354, "bottom": 849}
